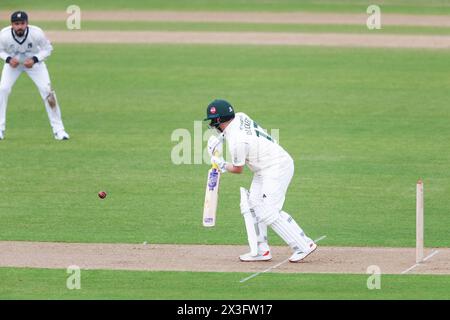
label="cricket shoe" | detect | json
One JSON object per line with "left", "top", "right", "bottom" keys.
{"left": 239, "top": 250, "right": 272, "bottom": 262}
{"left": 54, "top": 130, "right": 70, "bottom": 140}
{"left": 0, "top": 130, "right": 3, "bottom": 140}
{"left": 289, "top": 242, "right": 317, "bottom": 263}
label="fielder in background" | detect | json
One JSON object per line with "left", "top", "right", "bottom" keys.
{"left": 205, "top": 99, "right": 317, "bottom": 262}
{"left": 0, "top": 11, "right": 69, "bottom": 140}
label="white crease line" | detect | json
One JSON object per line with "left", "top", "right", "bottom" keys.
{"left": 314, "top": 235, "right": 327, "bottom": 243}
{"left": 401, "top": 250, "right": 440, "bottom": 275}
{"left": 423, "top": 250, "right": 439, "bottom": 262}
{"left": 239, "top": 235, "right": 326, "bottom": 283}
{"left": 401, "top": 264, "right": 419, "bottom": 275}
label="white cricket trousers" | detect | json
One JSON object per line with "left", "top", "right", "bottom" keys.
{"left": 249, "top": 157, "right": 314, "bottom": 252}
{"left": 0, "top": 62, "right": 65, "bottom": 134}
{"left": 249, "top": 158, "right": 294, "bottom": 213}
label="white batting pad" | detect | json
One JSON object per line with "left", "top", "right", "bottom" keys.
{"left": 240, "top": 187, "right": 258, "bottom": 256}
{"left": 270, "top": 211, "right": 312, "bottom": 252}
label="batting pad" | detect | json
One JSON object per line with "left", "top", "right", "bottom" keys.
{"left": 270, "top": 211, "right": 311, "bottom": 252}
{"left": 240, "top": 187, "right": 259, "bottom": 256}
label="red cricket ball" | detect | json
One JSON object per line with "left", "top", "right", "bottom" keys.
{"left": 98, "top": 191, "right": 107, "bottom": 199}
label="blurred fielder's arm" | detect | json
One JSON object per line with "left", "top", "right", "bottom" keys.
{"left": 0, "top": 37, "right": 10, "bottom": 61}
{"left": 27, "top": 27, "right": 53, "bottom": 67}
{"left": 0, "top": 37, "right": 18, "bottom": 67}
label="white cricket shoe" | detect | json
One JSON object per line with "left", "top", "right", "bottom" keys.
{"left": 54, "top": 130, "right": 70, "bottom": 140}
{"left": 0, "top": 131, "right": 4, "bottom": 140}
{"left": 289, "top": 242, "right": 317, "bottom": 263}
{"left": 239, "top": 250, "right": 272, "bottom": 262}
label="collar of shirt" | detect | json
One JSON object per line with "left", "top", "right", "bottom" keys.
{"left": 11, "top": 27, "right": 29, "bottom": 45}
{"left": 222, "top": 116, "right": 238, "bottom": 137}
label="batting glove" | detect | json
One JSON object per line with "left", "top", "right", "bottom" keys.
{"left": 207, "top": 135, "right": 223, "bottom": 157}
{"left": 211, "top": 155, "right": 228, "bottom": 173}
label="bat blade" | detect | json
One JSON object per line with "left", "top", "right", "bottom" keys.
{"left": 202, "top": 167, "right": 220, "bottom": 227}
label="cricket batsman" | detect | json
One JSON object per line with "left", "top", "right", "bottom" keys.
{"left": 205, "top": 99, "right": 317, "bottom": 262}
{"left": 0, "top": 11, "right": 69, "bottom": 140}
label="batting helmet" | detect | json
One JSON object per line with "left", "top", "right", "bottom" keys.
{"left": 204, "top": 99, "right": 235, "bottom": 129}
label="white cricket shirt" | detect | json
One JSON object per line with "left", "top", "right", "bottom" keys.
{"left": 223, "top": 112, "right": 293, "bottom": 174}
{"left": 0, "top": 25, "right": 53, "bottom": 63}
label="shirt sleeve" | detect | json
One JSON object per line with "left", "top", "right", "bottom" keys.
{"left": 0, "top": 37, "right": 9, "bottom": 61}
{"left": 231, "top": 142, "right": 248, "bottom": 167}
{"left": 34, "top": 28, "right": 53, "bottom": 61}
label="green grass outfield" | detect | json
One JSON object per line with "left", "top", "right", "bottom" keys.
{"left": 1, "top": 267, "right": 450, "bottom": 299}
{"left": 2, "top": 0, "right": 450, "bottom": 15}
{"left": 34, "top": 21, "right": 450, "bottom": 35}
{"left": 0, "top": 44, "right": 449, "bottom": 248}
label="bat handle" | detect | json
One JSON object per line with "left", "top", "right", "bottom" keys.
{"left": 211, "top": 150, "right": 220, "bottom": 170}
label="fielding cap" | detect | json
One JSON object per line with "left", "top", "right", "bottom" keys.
{"left": 11, "top": 11, "right": 28, "bottom": 23}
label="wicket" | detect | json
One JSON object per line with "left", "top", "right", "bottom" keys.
{"left": 416, "top": 179, "right": 424, "bottom": 263}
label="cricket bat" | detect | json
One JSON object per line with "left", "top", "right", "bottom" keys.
{"left": 202, "top": 152, "right": 221, "bottom": 227}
